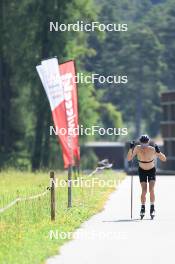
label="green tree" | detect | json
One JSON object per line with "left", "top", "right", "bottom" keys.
{"left": 145, "top": 0, "right": 175, "bottom": 89}
{"left": 0, "top": 0, "right": 101, "bottom": 170}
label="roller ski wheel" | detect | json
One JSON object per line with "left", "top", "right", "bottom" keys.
{"left": 140, "top": 205, "right": 145, "bottom": 220}
{"left": 151, "top": 214, "right": 155, "bottom": 220}
{"left": 150, "top": 205, "right": 155, "bottom": 220}
{"left": 140, "top": 214, "right": 145, "bottom": 220}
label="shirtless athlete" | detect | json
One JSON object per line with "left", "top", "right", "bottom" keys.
{"left": 127, "top": 135, "right": 167, "bottom": 219}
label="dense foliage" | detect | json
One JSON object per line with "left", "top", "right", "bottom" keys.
{"left": 0, "top": 0, "right": 174, "bottom": 169}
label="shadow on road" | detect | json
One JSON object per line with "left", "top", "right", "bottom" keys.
{"left": 102, "top": 218, "right": 151, "bottom": 223}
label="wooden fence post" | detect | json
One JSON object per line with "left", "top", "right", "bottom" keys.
{"left": 50, "top": 171, "right": 56, "bottom": 221}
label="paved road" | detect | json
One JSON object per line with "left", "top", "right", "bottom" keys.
{"left": 47, "top": 176, "right": 175, "bottom": 264}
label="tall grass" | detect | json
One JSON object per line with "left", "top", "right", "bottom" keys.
{"left": 0, "top": 169, "right": 125, "bottom": 264}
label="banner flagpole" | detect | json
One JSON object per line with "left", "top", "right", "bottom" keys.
{"left": 59, "top": 60, "right": 80, "bottom": 208}
{"left": 68, "top": 165, "right": 72, "bottom": 208}
{"left": 36, "top": 58, "right": 80, "bottom": 209}
{"left": 67, "top": 135, "right": 73, "bottom": 208}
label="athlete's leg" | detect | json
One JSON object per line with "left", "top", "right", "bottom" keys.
{"left": 140, "top": 182, "right": 147, "bottom": 204}
{"left": 149, "top": 180, "right": 155, "bottom": 203}
{"left": 138, "top": 167, "right": 147, "bottom": 204}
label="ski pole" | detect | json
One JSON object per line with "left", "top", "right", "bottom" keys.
{"left": 131, "top": 172, "right": 133, "bottom": 219}
{"left": 130, "top": 142, "right": 135, "bottom": 219}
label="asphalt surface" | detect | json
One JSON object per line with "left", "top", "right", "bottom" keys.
{"left": 47, "top": 175, "right": 175, "bottom": 264}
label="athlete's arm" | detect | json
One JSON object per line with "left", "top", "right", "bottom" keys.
{"left": 127, "top": 143, "right": 138, "bottom": 161}
{"left": 155, "top": 144, "right": 167, "bottom": 162}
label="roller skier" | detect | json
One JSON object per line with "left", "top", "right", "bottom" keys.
{"left": 127, "top": 135, "right": 167, "bottom": 219}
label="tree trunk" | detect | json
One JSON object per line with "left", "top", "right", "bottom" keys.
{"left": 0, "top": 1, "right": 12, "bottom": 166}
{"left": 42, "top": 111, "right": 51, "bottom": 168}
{"left": 31, "top": 3, "right": 50, "bottom": 171}
{"left": 0, "top": 0, "right": 3, "bottom": 163}
{"left": 135, "top": 86, "right": 142, "bottom": 138}
{"left": 135, "top": 62, "right": 143, "bottom": 138}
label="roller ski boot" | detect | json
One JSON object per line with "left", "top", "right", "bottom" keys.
{"left": 140, "top": 205, "right": 145, "bottom": 220}
{"left": 150, "top": 204, "right": 155, "bottom": 220}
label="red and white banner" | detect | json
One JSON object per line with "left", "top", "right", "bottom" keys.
{"left": 60, "top": 60, "right": 80, "bottom": 164}
{"left": 36, "top": 58, "right": 73, "bottom": 168}
{"left": 36, "top": 58, "right": 80, "bottom": 168}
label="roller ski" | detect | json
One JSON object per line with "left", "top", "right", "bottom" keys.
{"left": 140, "top": 205, "right": 145, "bottom": 220}
{"left": 150, "top": 204, "right": 155, "bottom": 220}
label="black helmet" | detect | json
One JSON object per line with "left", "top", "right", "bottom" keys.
{"left": 139, "top": 134, "right": 150, "bottom": 143}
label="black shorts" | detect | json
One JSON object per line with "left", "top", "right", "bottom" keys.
{"left": 138, "top": 167, "right": 156, "bottom": 183}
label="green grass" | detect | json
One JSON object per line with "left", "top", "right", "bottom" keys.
{"left": 0, "top": 169, "right": 125, "bottom": 264}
